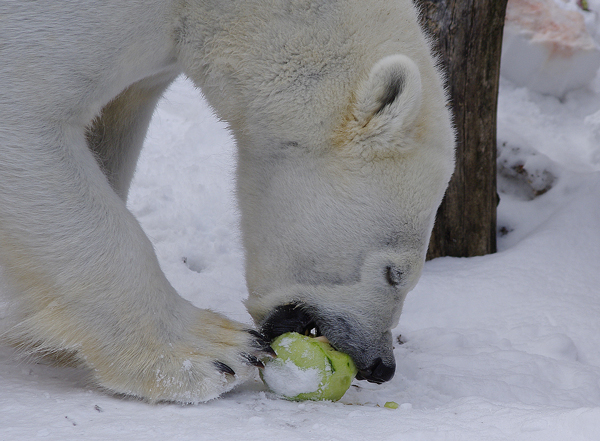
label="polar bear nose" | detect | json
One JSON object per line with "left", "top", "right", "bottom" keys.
{"left": 355, "top": 357, "right": 396, "bottom": 384}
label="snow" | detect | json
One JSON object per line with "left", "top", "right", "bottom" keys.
{"left": 3, "top": 10, "right": 600, "bottom": 441}
{"left": 261, "top": 359, "right": 323, "bottom": 398}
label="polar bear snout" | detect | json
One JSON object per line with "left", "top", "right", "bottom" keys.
{"left": 259, "top": 302, "right": 397, "bottom": 384}
{"left": 248, "top": 252, "right": 426, "bottom": 386}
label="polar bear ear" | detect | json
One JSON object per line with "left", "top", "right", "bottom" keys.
{"left": 351, "top": 54, "right": 423, "bottom": 151}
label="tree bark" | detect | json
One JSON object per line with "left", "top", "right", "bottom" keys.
{"left": 415, "top": 0, "right": 508, "bottom": 259}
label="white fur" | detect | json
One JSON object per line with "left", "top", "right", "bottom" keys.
{"left": 0, "top": 0, "right": 454, "bottom": 402}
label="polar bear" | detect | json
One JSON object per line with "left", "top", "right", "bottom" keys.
{"left": 0, "top": 0, "right": 454, "bottom": 402}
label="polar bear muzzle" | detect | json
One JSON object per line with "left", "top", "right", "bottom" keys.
{"left": 260, "top": 303, "right": 396, "bottom": 384}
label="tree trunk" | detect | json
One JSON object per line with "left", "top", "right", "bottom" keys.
{"left": 416, "top": 0, "right": 508, "bottom": 259}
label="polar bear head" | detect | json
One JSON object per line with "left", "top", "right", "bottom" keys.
{"left": 238, "top": 53, "right": 454, "bottom": 383}
{"left": 178, "top": 0, "right": 455, "bottom": 383}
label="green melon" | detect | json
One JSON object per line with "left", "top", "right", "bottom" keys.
{"left": 261, "top": 332, "right": 357, "bottom": 401}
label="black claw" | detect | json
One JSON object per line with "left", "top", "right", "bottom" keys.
{"left": 262, "top": 346, "right": 277, "bottom": 358}
{"left": 246, "top": 329, "right": 276, "bottom": 357}
{"left": 214, "top": 361, "right": 236, "bottom": 376}
{"left": 242, "top": 353, "right": 265, "bottom": 369}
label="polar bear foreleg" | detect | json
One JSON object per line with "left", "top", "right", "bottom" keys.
{"left": 0, "top": 112, "right": 268, "bottom": 402}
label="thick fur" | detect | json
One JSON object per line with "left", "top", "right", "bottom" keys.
{"left": 0, "top": 0, "right": 454, "bottom": 402}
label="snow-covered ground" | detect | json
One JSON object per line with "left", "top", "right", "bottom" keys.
{"left": 3, "top": 7, "right": 600, "bottom": 441}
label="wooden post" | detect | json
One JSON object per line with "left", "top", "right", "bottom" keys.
{"left": 416, "top": 0, "right": 508, "bottom": 259}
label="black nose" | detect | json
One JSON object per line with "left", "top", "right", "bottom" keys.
{"left": 356, "top": 357, "right": 395, "bottom": 384}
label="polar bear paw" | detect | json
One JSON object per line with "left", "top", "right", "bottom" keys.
{"left": 6, "top": 306, "right": 274, "bottom": 404}
{"left": 85, "top": 310, "right": 275, "bottom": 403}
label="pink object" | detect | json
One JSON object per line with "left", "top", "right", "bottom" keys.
{"left": 502, "top": 0, "right": 600, "bottom": 96}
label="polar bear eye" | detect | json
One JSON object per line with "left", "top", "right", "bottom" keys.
{"left": 385, "top": 266, "right": 403, "bottom": 287}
